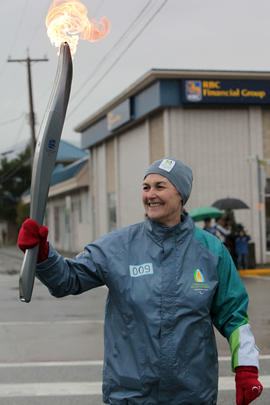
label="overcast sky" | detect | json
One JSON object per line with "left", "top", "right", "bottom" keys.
{"left": 1, "top": 0, "right": 270, "bottom": 156}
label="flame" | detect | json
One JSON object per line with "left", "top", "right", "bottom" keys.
{"left": 46, "top": 0, "right": 110, "bottom": 55}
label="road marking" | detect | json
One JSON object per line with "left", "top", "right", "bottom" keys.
{"left": 0, "top": 382, "right": 102, "bottom": 397}
{"left": 0, "top": 376, "right": 269, "bottom": 397}
{"left": 0, "top": 360, "right": 103, "bottom": 368}
{"left": 219, "top": 375, "right": 270, "bottom": 390}
{"left": 0, "top": 320, "right": 104, "bottom": 326}
{"left": 218, "top": 354, "right": 270, "bottom": 361}
{"left": 0, "top": 354, "right": 269, "bottom": 368}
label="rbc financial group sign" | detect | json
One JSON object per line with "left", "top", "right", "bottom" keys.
{"left": 183, "top": 79, "right": 270, "bottom": 104}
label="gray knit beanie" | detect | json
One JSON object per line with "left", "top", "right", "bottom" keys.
{"left": 144, "top": 158, "right": 193, "bottom": 205}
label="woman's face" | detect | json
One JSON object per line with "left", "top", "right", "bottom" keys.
{"left": 142, "top": 174, "right": 183, "bottom": 226}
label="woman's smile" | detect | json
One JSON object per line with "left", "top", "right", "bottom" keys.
{"left": 142, "top": 174, "right": 183, "bottom": 226}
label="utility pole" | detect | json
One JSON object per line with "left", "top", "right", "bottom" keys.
{"left": 256, "top": 155, "right": 264, "bottom": 264}
{"left": 7, "top": 51, "right": 48, "bottom": 165}
{"left": 248, "top": 155, "right": 270, "bottom": 264}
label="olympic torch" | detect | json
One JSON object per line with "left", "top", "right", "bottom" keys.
{"left": 19, "top": 0, "right": 110, "bottom": 302}
{"left": 19, "top": 42, "right": 73, "bottom": 302}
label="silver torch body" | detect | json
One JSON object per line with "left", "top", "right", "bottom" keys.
{"left": 19, "top": 42, "right": 73, "bottom": 303}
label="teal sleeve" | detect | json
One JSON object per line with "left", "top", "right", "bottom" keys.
{"left": 211, "top": 243, "right": 259, "bottom": 372}
{"left": 211, "top": 244, "right": 249, "bottom": 339}
{"left": 193, "top": 228, "right": 257, "bottom": 371}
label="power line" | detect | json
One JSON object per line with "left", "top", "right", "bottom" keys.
{"left": 0, "top": 115, "right": 26, "bottom": 158}
{"left": 27, "top": 0, "right": 52, "bottom": 48}
{"left": 10, "top": 115, "right": 27, "bottom": 151}
{"left": 0, "top": 0, "right": 29, "bottom": 84}
{"left": 7, "top": 0, "right": 29, "bottom": 58}
{"left": 7, "top": 53, "right": 48, "bottom": 165}
{"left": 0, "top": 114, "right": 24, "bottom": 127}
{"left": 70, "top": 0, "right": 154, "bottom": 103}
{"left": 0, "top": 156, "right": 30, "bottom": 184}
{"left": 0, "top": 132, "right": 30, "bottom": 184}
{"left": 68, "top": 0, "right": 168, "bottom": 119}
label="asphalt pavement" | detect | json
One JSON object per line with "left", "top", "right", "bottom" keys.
{"left": 0, "top": 245, "right": 269, "bottom": 404}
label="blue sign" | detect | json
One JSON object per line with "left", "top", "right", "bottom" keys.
{"left": 107, "top": 99, "right": 131, "bottom": 131}
{"left": 183, "top": 79, "right": 270, "bottom": 104}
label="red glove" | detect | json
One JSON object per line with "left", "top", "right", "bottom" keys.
{"left": 17, "top": 218, "right": 49, "bottom": 263}
{"left": 235, "top": 366, "right": 263, "bottom": 405}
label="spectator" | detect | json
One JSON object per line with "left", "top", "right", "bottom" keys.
{"left": 1, "top": 229, "right": 7, "bottom": 246}
{"left": 203, "top": 217, "right": 217, "bottom": 235}
{"left": 215, "top": 216, "right": 231, "bottom": 243}
{"left": 235, "top": 228, "right": 251, "bottom": 270}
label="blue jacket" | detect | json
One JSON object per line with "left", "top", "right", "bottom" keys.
{"left": 235, "top": 235, "right": 251, "bottom": 255}
{"left": 36, "top": 212, "right": 258, "bottom": 405}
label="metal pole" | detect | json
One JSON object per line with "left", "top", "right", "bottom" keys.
{"left": 256, "top": 155, "right": 264, "bottom": 264}
{"left": 26, "top": 55, "right": 36, "bottom": 163}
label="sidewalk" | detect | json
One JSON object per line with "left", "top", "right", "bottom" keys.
{"left": 0, "top": 245, "right": 79, "bottom": 275}
{"left": 238, "top": 268, "right": 270, "bottom": 276}
{"left": 0, "top": 244, "right": 78, "bottom": 258}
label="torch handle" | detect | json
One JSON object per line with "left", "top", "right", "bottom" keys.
{"left": 19, "top": 42, "right": 73, "bottom": 303}
{"left": 19, "top": 246, "right": 39, "bottom": 303}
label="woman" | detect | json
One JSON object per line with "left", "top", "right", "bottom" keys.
{"left": 18, "top": 157, "right": 262, "bottom": 405}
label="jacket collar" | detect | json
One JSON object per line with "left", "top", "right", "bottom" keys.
{"left": 145, "top": 210, "right": 194, "bottom": 245}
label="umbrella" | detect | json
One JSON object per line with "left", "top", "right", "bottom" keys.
{"left": 212, "top": 197, "right": 249, "bottom": 210}
{"left": 189, "top": 206, "right": 222, "bottom": 222}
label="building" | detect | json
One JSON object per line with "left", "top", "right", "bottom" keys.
{"left": 75, "top": 69, "right": 270, "bottom": 264}
{"left": 22, "top": 141, "right": 90, "bottom": 253}
{"left": 44, "top": 156, "right": 90, "bottom": 253}
{"left": 55, "top": 139, "right": 87, "bottom": 165}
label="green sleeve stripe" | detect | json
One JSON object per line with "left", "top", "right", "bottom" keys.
{"left": 229, "top": 327, "right": 240, "bottom": 371}
{"left": 229, "top": 318, "right": 249, "bottom": 371}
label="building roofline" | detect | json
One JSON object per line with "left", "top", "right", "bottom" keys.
{"left": 74, "top": 68, "right": 270, "bottom": 132}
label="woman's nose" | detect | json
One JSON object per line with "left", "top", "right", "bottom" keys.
{"left": 147, "top": 188, "right": 157, "bottom": 199}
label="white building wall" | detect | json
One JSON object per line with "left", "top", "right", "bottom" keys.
{"left": 70, "top": 191, "right": 90, "bottom": 251}
{"left": 166, "top": 106, "right": 264, "bottom": 262}
{"left": 45, "top": 189, "right": 90, "bottom": 253}
{"left": 56, "top": 203, "right": 65, "bottom": 252}
{"left": 93, "top": 144, "right": 108, "bottom": 238}
{"left": 247, "top": 107, "right": 265, "bottom": 263}
{"left": 88, "top": 149, "right": 96, "bottom": 242}
{"left": 114, "top": 137, "right": 121, "bottom": 229}
{"left": 117, "top": 122, "right": 149, "bottom": 226}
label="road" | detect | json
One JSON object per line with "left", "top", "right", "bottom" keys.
{"left": 0, "top": 245, "right": 269, "bottom": 404}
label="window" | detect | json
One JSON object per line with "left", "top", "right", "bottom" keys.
{"left": 265, "top": 179, "right": 270, "bottom": 250}
{"left": 108, "top": 192, "right": 116, "bottom": 231}
{"left": 44, "top": 208, "right": 50, "bottom": 228}
{"left": 265, "top": 197, "right": 270, "bottom": 251}
{"left": 78, "top": 199, "right": 82, "bottom": 223}
{"left": 54, "top": 206, "right": 60, "bottom": 242}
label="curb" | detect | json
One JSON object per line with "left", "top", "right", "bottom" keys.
{"left": 238, "top": 269, "right": 270, "bottom": 276}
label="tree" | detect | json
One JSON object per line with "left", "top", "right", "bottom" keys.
{"left": 0, "top": 146, "right": 31, "bottom": 224}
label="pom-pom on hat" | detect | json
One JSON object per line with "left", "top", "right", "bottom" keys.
{"left": 144, "top": 158, "right": 193, "bottom": 205}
